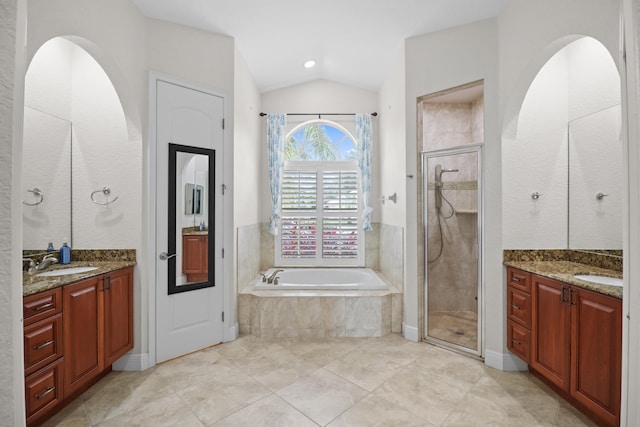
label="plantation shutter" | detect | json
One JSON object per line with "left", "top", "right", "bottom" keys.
{"left": 322, "top": 171, "right": 358, "bottom": 258}
{"left": 280, "top": 170, "right": 317, "bottom": 258}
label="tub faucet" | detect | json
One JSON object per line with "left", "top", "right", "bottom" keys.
{"left": 267, "top": 269, "right": 284, "bottom": 284}
{"left": 34, "top": 254, "right": 59, "bottom": 272}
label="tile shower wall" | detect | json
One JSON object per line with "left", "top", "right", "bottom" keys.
{"left": 420, "top": 93, "right": 482, "bottom": 317}
{"left": 421, "top": 95, "right": 485, "bottom": 151}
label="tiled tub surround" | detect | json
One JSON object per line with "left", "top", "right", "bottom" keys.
{"left": 237, "top": 223, "right": 404, "bottom": 338}
{"left": 503, "top": 249, "right": 622, "bottom": 299}
{"left": 22, "top": 249, "right": 136, "bottom": 296}
{"left": 239, "top": 275, "right": 402, "bottom": 338}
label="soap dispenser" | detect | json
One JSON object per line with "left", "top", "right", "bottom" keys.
{"left": 46, "top": 239, "right": 55, "bottom": 253}
{"left": 60, "top": 240, "right": 71, "bottom": 265}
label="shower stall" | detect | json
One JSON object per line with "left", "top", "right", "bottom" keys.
{"left": 423, "top": 145, "right": 482, "bottom": 356}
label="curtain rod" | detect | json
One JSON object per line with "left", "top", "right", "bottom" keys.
{"left": 259, "top": 112, "right": 377, "bottom": 117}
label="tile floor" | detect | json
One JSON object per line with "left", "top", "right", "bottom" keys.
{"left": 42, "top": 334, "right": 597, "bottom": 427}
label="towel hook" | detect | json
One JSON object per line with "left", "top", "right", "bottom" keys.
{"left": 531, "top": 192, "right": 543, "bottom": 200}
{"left": 91, "top": 187, "right": 119, "bottom": 205}
{"left": 23, "top": 188, "right": 44, "bottom": 206}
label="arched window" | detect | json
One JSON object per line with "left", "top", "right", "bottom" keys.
{"left": 285, "top": 122, "right": 357, "bottom": 161}
{"left": 277, "top": 120, "right": 364, "bottom": 266}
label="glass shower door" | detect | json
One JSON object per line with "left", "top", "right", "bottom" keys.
{"left": 423, "top": 146, "right": 482, "bottom": 355}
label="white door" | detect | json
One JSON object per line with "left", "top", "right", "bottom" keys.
{"left": 155, "top": 80, "right": 224, "bottom": 362}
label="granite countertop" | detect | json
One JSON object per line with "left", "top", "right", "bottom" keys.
{"left": 504, "top": 260, "right": 622, "bottom": 299}
{"left": 182, "top": 231, "right": 209, "bottom": 236}
{"left": 23, "top": 260, "right": 136, "bottom": 297}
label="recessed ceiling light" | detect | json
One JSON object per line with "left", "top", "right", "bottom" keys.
{"left": 304, "top": 60, "right": 316, "bottom": 69}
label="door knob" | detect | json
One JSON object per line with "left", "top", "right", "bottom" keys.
{"left": 159, "top": 252, "right": 177, "bottom": 260}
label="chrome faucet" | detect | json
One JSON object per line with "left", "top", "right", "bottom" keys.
{"left": 34, "top": 254, "right": 59, "bottom": 272}
{"left": 267, "top": 269, "right": 284, "bottom": 284}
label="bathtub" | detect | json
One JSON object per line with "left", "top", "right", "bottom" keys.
{"left": 254, "top": 268, "right": 388, "bottom": 290}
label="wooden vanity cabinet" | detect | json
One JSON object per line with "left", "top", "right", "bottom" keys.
{"left": 506, "top": 268, "right": 532, "bottom": 363}
{"left": 570, "top": 286, "right": 622, "bottom": 427}
{"left": 508, "top": 267, "right": 622, "bottom": 427}
{"left": 63, "top": 276, "right": 104, "bottom": 396}
{"left": 24, "top": 266, "right": 134, "bottom": 426}
{"left": 25, "top": 358, "right": 64, "bottom": 426}
{"left": 104, "top": 267, "right": 134, "bottom": 365}
{"left": 183, "top": 234, "right": 208, "bottom": 282}
{"left": 531, "top": 275, "right": 572, "bottom": 391}
{"left": 23, "top": 288, "right": 64, "bottom": 424}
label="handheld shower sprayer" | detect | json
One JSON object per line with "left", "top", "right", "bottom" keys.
{"left": 434, "top": 164, "right": 459, "bottom": 211}
{"left": 429, "top": 164, "right": 460, "bottom": 263}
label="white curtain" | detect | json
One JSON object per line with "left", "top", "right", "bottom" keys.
{"left": 268, "top": 113, "right": 286, "bottom": 235}
{"left": 356, "top": 113, "right": 373, "bottom": 231}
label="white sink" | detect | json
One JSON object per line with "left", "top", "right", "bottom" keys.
{"left": 574, "top": 275, "right": 623, "bottom": 287}
{"left": 36, "top": 266, "right": 98, "bottom": 277}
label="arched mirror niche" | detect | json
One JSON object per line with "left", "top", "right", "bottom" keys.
{"left": 503, "top": 37, "right": 621, "bottom": 252}
{"left": 23, "top": 37, "right": 141, "bottom": 253}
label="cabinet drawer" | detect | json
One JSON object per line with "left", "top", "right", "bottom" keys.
{"left": 508, "top": 319, "right": 531, "bottom": 364}
{"left": 507, "top": 267, "right": 531, "bottom": 293}
{"left": 24, "top": 313, "right": 63, "bottom": 376}
{"left": 508, "top": 286, "right": 532, "bottom": 328}
{"left": 24, "top": 288, "right": 62, "bottom": 326}
{"left": 25, "top": 357, "right": 64, "bottom": 424}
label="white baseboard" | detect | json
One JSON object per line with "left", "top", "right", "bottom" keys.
{"left": 484, "top": 349, "right": 528, "bottom": 371}
{"left": 402, "top": 322, "right": 419, "bottom": 342}
{"left": 112, "top": 352, "right": 150, "bottom": 371}
{"left": 225, "top": 322, "right": 239, "bottom": 342}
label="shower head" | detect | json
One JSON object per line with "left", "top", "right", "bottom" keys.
{"left": 435, "top": 165, "right": 459, "bottom": 183}
{"left": 434, "top": 164, "right": 459, "bottom": 211}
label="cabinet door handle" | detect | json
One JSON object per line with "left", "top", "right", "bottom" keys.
{"left": 511, "top": 338, "right": 522, "bottom": 345}
{"left": 511, "top": 277, "right": 521, "bottom": 283}
{"left": 569, "top": 289, "right": 576, "bottom": 305}
{"left": 560, "top": 287, "right": 567, "bottom": 303}
{"left": 33, "top": 340, "right": 54, "bottom": 350}
{"left": 511, "top": 304, "right": 522, "bottom": 310}
{"left": 35, "top": 386, "right": 55, "bottom": 400}
{"left": 31, "top": 303, "right": 53, "bottom": 311}
{"left": 103, "top": 276, "right": 111, "bottom": 291}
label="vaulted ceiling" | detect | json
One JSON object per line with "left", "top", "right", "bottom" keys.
{"left": 131, "top": 0, "right": 511, "bottom": 92}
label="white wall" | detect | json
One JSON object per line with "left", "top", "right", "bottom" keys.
{"left": 378, "top": 49, "right": 407, "bottom": 227}
{"left": 503, "top": 50, "right": 569, "bottom": 249}
{"left": 404, "top": 19, "right": 500, "bottom": 353}
{"left": 260, "top": 80, "right": 379, "bottom": 223}
{"left": 0, "top": 0, "right": 27, "bottom": 423}
{"left": 499, "top": 0, "right": 620, "bottom": 140}
{"left": 622, "top": 1, "right": 640, "bottom": 423}
{"left": 233, "top": 48, "right": 262, "bottom": 228}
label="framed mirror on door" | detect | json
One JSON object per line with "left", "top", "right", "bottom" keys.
{"left": 167, "top": 143, "right": 216, "bottom": 294}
